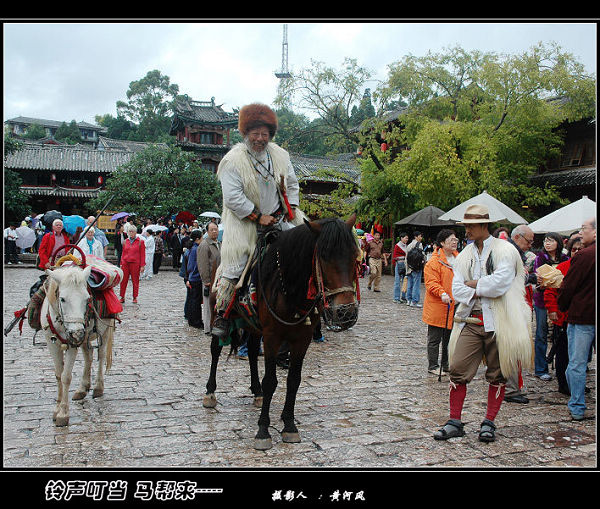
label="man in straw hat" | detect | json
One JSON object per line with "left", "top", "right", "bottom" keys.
{"left": 211, "top": 103, "right": 307, "bottom": 338}
{"left": 433, "top": 204, "right": 532, "bottom": 443}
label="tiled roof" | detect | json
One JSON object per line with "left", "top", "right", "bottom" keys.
{"left": 98, "top": 136, "right": 168, "bottom": 152}
{"left": 4, "top": 144, "right": 133, "bottom": 173}
{"left": 5, "top": 116, "right": 107, "bottom": 132}
{"left": 172, "top": 97, "right": 238, "bottom": 126}
{"left": 530, "top": 167, "right": 596, "bottom": 188}
{"left": 290, "top": 153, "right": 361, "bottom": 183}
{"left": 20, "top": 185, "right": 102, "bottom": 198}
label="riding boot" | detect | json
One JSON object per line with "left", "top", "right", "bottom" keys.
{"left": 211, "top": 277, "right": 237, "bottom": 338}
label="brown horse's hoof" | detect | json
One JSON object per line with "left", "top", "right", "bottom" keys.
{"left": 253, "top": 396, "right": 263, "bottom": 408}
{"left": 72, "top": 390, "right": 87, "bottom": 401}
{"left": 282, "top": 432, "right": 301, "bottom": 443}
{"left": 254, "top": 437, "right": 273, "bottom": 450}
{"left": 203, "top": 393, "right": 217, "bottom": 408}
{"left": 92, "top": 388, "right": 104, "bottom": 399}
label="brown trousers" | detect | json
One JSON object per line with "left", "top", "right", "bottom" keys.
{"left": 368, "top": 258, "right": 383, "bottom": 290}
{"left": 449, "top": 323, "right": 506, "bottom": 385}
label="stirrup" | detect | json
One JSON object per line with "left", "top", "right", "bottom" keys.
{"left": 478, "top": 419, "right": 496, "bottom": 443}
{"left": 211, "top": 316, "right": 230, "bottom": 338}
{"left": 433, "top": 419, "right": 464, "bottom": 440}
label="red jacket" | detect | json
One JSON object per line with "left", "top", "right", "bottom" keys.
{"left": 38, "top": 231, "right": 71, "bottom": 269}
{"left": 544, "top": 258, "right": 570, "bottom": 326}
{"left": 120, "top": 236, "right": 146, "bottom": 266}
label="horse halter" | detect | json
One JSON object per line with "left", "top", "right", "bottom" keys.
{"left": 313, "top": 250, "right": 360, "bottom": 331}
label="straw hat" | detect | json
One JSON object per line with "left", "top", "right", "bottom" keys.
{"left": 458, "top": 204, "right": 495, "bottom": 224}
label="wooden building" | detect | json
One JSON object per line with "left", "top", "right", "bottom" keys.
{"left": 4, "top": 116, "right": 107, "bottom": 148}
{"left": 169, "top": 97, "right": 238, "bottom": 173}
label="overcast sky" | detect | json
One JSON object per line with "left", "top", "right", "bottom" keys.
{"left": 3, "top": 21, "right": 597, "bottom": 125}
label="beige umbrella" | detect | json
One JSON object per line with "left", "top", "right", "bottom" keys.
{"left": 438, "top": 190, "right": 528, "bottom": 224}
{"left": 527, "top": 196, "right": 596, "bottom": 235}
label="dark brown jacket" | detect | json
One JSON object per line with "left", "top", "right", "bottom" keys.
{"left": 197, "top": 237, "right": 221, "bottom": 285}
{"left": 558, "top": 242, "right": 595, "bottom": 325}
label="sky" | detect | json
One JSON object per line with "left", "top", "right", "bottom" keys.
{"left": 3, "top": 21, "right": 597, "bottom": 126}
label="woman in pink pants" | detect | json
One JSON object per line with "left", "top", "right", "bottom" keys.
{"left": 119, "top": 224, "right": 145, "bottom": 303}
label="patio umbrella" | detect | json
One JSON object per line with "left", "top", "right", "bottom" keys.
{"left": 175, "top": 211, "right": 196, "bottom": 224}
{"left": 111, "top": 212, "right": 131, "bottom": 221}
{"left": 438, "top": 190, "right": 528, "bottom": 225}
{"left": 199, "top": 211, "right": 221, "bottom": 219}
{"left": 15, "top": 226, "right": 36, "bottom": 249}
{"left": 395, "top": 205, "right": 456, "bottom": 227}
{"left": 62, "top": 215, "right": 87, "bottom": 235}
{"left": 41, "top": 210, "right": 63, "bottom": 229}
{"left": 527, "top": 196, "right": 596, "bottom": 235}
{"left": 146, "top": 224, "right": 168, "bottom": 232}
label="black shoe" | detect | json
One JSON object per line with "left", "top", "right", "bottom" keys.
{"left": 504, "top": 394, "right": 529, "bottom": 404}
{"left": 211, "top": 316, "right": 230, "bottom": 338}
{"left": 479, "top": 419, "right": 496, "bottom": 443}
{"left": 433, "top": 419, "right": 465, "bottom": 440}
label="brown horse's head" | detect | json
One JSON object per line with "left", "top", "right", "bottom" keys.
{"left": 305, "top": 213, "right": 360, "bottom": 331}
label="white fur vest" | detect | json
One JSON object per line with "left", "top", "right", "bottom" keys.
{"left": 217, "top": 142, "right": 306, "bottom": 273}
{"left": 448, "top": 237, "right": 533, "bottom": 377}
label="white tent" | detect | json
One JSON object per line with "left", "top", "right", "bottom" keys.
{"left": 527, "top": 196, "right": 596, "bottom": 235}
{"left": 438, "top": 190, "right": 528, "bottom": 225}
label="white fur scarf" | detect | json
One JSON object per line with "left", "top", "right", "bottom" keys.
{"left": 448, "top": 237, "right": 533, "bottom": 378}
{"left": 217, "top": 142, "right": 306, "bottom": 273}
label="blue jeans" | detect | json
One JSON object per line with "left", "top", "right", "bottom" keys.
{"left": 534, "top": 306, "right": 549, "bottom": 375}
{"left": 566, "top": 324, "right": 596, "bottom": 416}
{"left": 393, "top": 262, "right": 407, "bottom": 301}
{"left": 406, "top": 270, "right": 422, "bottom": 304}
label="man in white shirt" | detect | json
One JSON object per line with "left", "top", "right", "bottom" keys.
{"left": 433, "top": 204, "right": 532, "bottom": 443}
{"left": 4, "top": 223, "right": 21, "bottom": 264}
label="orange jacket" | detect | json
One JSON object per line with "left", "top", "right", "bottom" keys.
{"left": 422, "top": 247, "right": 458, "bottom": 329}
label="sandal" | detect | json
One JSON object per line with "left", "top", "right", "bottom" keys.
{"left": 478, "top": 419, "right": 496, "bottom": 443}
{"left": 433, "top": 419, "right": 465, "bottom": 440}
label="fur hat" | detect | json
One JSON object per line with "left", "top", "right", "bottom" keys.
{"left": 238, "top": 103, "right": 278, "bottom": 138}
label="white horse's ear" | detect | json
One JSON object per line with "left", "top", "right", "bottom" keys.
{"left": 46, "top": 268, "right": 61, "bottom": 283}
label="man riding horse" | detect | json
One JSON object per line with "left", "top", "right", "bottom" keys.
{"left": 212, "top": 103, "right": 307, "bottom": 338}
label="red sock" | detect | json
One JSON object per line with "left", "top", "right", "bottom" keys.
{"left": 449, "top": 383, "right": 467, "bottom": 420}
{"left": 485, "top": 384, "right": 506, "bottom": 421}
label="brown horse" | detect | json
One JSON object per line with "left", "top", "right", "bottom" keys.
{"left": 204, "top": 213, "right": 361, "bottom": 450}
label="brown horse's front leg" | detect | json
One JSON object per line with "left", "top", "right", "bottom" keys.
{"left": 280, "top": 335, "right": 310, "bottom": 443}
{"left": 255, "top": 334, "right": 280, "bottom": 450}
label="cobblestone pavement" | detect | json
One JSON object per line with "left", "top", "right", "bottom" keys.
{"left": 3, "top": 265, "right": 596, "bottom": 469}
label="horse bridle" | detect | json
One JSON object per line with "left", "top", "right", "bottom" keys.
{"left": 45, "top": 283, "right": 94, "bottom": 348}
{"left": 259, "top": 245, "right": 360, "bottom": 327}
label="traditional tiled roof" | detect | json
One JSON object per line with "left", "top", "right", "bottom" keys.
{"left": 529, "top": 167, "right": 596, "bottom": 188}
{"left": 98, "top": 136, "right": 168, "bottom": 152}
{"left": 291, "top": 153, "right": 361, "bottom": 183}
{"left": 5, "top": 116, "right": 107, "bottom": 132}
{"left": 4, "top": 144, "right": 133, "bottom": 173}
{"left": 20, "top": 185, "right": 102, "bottom": 198}
{"left": 170, "top": 97, "right": 238, "bottom": 134}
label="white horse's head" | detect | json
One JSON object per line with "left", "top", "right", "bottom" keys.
{"left": 45, "top": 265, "right": 92, "bottom": 343}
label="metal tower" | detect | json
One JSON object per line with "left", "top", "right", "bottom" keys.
{"left": 275, "top": 24, "right": 291, "bottom": 80}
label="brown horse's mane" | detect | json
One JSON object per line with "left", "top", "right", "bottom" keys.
{"left": 259, "top": 218, "right": 357, "bottom": 312}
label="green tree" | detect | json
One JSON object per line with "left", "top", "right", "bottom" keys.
{"left": 55, "top": 120, "right": 82, "bottom": 144}
{"left": 95, "top": 114, "right": 138, "bottom": 140}
{"left": 4, "top": 132, "right": 30, "bottom": 222}
{"left": 85, "top": 145, "right": 221, "bottom": 218}
{"left": 365, "top": 43, "right": 595, "bottom": 216}
{"left": 22, "top": 122, "right": 46, "bottom": 140}
{"left": 115, "top": 70, "right": 180, "bottom": 142}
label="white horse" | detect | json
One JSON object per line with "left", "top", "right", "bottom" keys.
{"left": 40, "top": 264, "right": 115, "bottom": 426}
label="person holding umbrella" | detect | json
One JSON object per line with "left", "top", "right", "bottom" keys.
{"left": 422, "top": 229, "right": 458, "bottom": 376}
